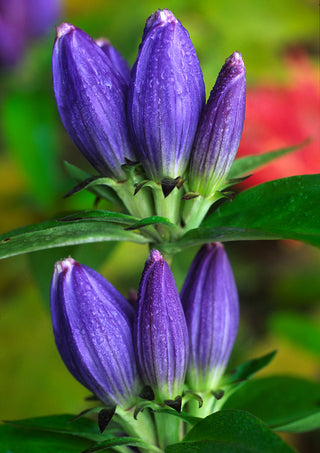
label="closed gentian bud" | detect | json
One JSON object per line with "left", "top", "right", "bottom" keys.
{"left": 134, "top": 250, "right": 189, "bottom": 401}
{"left": 50, "top": 258, "right": 139, "bottom": 408}
{"left": 128, "top": 9, "right": 205, "bottom": 181}
{"left": 189, "top": 52, "right": 246, "bottom": 196}
{"left": 181, "top": 243, "right": 239, "bottom": 392}
{"left": 96, "top": 38, "right": 131, "bottom": 84}
{"left": 52, "top": 23, "right": 136, "bottom": 180}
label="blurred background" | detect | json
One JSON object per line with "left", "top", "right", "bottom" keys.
{"left": 0, "top": 0, "right": 319, "bottom": 451}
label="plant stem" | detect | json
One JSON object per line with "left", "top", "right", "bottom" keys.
{"left": 116, "top": 180, "right": 154, "bottom": 219}
{"left": 153, "top": 411, "right": 181, "bottom": 450}
{"left": 153, "top": 186, "right": 181, "bottom": 226}
{"left": 115, "top": 406, "right": 159, "bottom": 450}
{"left": 182, "top": 193, "right": 222, "bottom": 233}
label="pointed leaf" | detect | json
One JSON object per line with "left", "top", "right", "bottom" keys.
{"left": 222, "top": 376, "right": 320, "bottom": 433}
{"left": 64, "top": 162, "right": 123, "bottom": 206}
{"left": 274, "top": 412, "right": 320, "bottom": 433}
{"left": 228, "top": 141, "right": 308, "bottom": 179}
{"left": 223, "top": 350, "right": 277, "bottom": 384}
{"left": 82, "top": 436, "right": 161, "bottom": 453}
{"left": 125, "top": 216, "right": 176, "bottom": 231}
{"left": 0, "top": 425, "right": 94, "bottom": 453}
{"left": 0, "top": 211, "right": 149, "bottom": 259}
{"left": 171, "top": 410, "right": 296, "bottom": 453}
{"left": 2, "top": 414, "right": 114, "bottom": 442}
{"left": 164, "top": 175, "right": 320, "bottom": 253}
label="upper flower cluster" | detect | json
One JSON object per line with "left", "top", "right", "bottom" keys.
{"left": 50, "top": 243, "right": 239, "bottom": 410}
{"left": 52, "top": 9, "right": 246, "bottom": 203}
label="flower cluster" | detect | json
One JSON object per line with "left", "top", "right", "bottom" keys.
{"left": 51, "top": 243, "right": 239, "bottom": 413}
{"left": 52, "top": 9, "right": 246, "bottom": 231}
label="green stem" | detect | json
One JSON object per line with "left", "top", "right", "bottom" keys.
{"left": 116, "top": 180, "right": 154, "bottom": 219}
{"left": 153, "top": 185, "right": 181, "bottom": 226}
{"left": 115, "top": 406, "right": 159, "bottom": 450}
{"left": 153, "top": 411, "right": 181, "bottom": 450}
{"left": 182, "top": 193, "right": 222, "bottom": 233}
{"left": 184, "top": 392, "right": 216, "bottom": 420}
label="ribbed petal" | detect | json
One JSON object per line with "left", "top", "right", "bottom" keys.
{"left": 189, "top": 52, "right": 246, "bottom": 195}
{"left": 134, "top": 250, "right": 189, "bottom": 400}
{"left": 52, "top": 23, "right": 136, "bottom": 179}
{"left": 50, "top": 258, "right": 139, "bottom": 408}
{"left": 181, "top": 243, "right": 239, "bottom": 391}
{"left": 96, "top": 38, "right": 131, "bottom": 84}
{"left": 128, "top": 9, "right": 205, "bottom": 181}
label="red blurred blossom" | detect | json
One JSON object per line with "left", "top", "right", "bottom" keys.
{"left": 237, "top": 52, "right": 320, "bottom": 187}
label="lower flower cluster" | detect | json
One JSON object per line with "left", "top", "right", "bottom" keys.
{"left": 50, "top": 243, "right": 239, "bottom": 415}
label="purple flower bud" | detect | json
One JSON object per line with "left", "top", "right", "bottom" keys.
{"left": 181, "top": 243, "right": 239, "bottom": 391}
{"left": 134, "top": 250, "right": 189, "bottom": 401}
{"left": 189, "top": 52, "right": 246, "bottom": 196}
{"left": 50, "top": 258, "right": 139, "bottom": 408}
{"left": 52, "top": 23, "right": 136, "bottom": 179}
{"left": 96, "top": 38, "right": 131, "bottom": 84}
{"left": 127, "top": 9, "right": 205, "bottom": 181}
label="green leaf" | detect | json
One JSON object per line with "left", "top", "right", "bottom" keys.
{"left": 0, "top": 424, "right": 94, "bottom": 453}
{"left": 2, "top": 413, "right": 112, "bottom": 442}
{"left": 228, "top": 142, "right": 307, "bottom": 180}
{"left": 152, "top": 409, "right": 201, "bottom": 426}
{"left": 164, "top": 175, "right": 320, "bottom": 253}
{"left": 125, "top": 216, "right": 176, "bottom": 231}
{"left": 275, "top": 412, "right": 320, "bottom": 433}
{"left": 0, "top": 211, "right": 149, "bottom": 260}
{"left": 64, "top": 161, "right": 124, "bottom": 207}
{"left": 166, "top": 410, "right": 296, "bottom": 453}
{"left": 82, "top": 436, "right": 162, "bottom": 453}
{"left": 223, "top": 350, "right": 277, "bottom": 384}
{"left": 222, "top": 376, "right": 320, "bottom": 433}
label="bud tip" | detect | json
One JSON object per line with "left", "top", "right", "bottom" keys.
{"left": 56, "top": 22, "right": 75, "bottom": 39}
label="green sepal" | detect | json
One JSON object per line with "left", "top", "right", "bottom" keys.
{"left": 64, "top": 161, "right": 123, "bottom": 207}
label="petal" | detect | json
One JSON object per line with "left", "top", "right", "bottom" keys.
{"left": 189, "top": 52, "right": 246, "bottom": 195}
{"left": 96, "top": 38, "right": 131, "bottom": 84}
{"left": 181, "top": 243, "right": 239, "bottom": 391}
{"left": 134, "top": 250, "right": 189, "bottom": 400}
{"left": 52, "top": 23, "right": 135, "bottom": 179}
{"left": 50, "top": 258, "right": 139, "bottom": 408}
{"left": 128, "top": 9, "right": 205, "bottom": 180}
